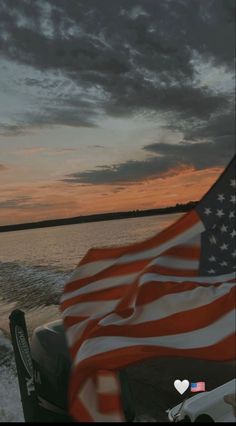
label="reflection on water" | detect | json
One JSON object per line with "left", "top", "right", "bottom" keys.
{"left": 0, "top": 214, "right": 180, "bottom": 269}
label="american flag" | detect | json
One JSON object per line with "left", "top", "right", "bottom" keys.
{"left": 60, "top": 155, "right": 236, "bottom": 422}
{"left": 190, "top": 382, "right": 206, "bottom": 392}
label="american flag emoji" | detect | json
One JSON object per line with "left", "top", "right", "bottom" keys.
{"left": 190, "top": 382, "right": 206, "bottom": 392}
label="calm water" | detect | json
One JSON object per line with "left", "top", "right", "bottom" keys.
{"left": 0, "top": 213, "right": 180, "bottom": 421}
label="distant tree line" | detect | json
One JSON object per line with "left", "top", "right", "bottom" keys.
{"left": 0, "top": 201, "right": 198, "bottom": 233}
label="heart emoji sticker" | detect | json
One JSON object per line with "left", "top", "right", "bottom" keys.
{"left": 174, "top": 379, "right": 190, "bottom": 395}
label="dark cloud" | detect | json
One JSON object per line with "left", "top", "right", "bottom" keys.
{"left": 0, "top": 123, "right": 26, "bottom": 136}
{"left": 63, "top": 99, "right": 235, "bottom": 185}
{"left": 0, "top": 196, "right": 51, "bottom": 209}
{"left": 0, "top": 106, "right": 97, "bottom": 136}
{"left": 63, "top": 155, "right": 178, "bottom": 185}
{"left": 105, "top": 84, "right": 229, "bottom": 121}
{"left": 29, "top": 106, "right": 97, "bottom": 129}
{"left": 182, "top": 109, "right": 235, "bottom": 142}
{"left": 144, "top": 140, "right": 234, "bottom": 170}
{"left": 0, "top": 0, "right": 235, "bottom": 185}
{"left": 0, "top": 0, "right": 234, "bottom": 127}
{"left": 63, "top": 132, "right": 235, "bottom": 185}
{"left": 2, "top": 0, "right": 232, "bottom": 72}
{"left": 0, "top": 196, "right": 32, "bottom": 209}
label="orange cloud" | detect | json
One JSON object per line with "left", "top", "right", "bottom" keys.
{"left": 0, "top": 166, "right": 224, "bottom": 225}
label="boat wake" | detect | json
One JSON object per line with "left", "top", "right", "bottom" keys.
{"left": 0, "top": 331, "right": 24, "bottom": 422}
{"left": 0, "top": 260, "right": 72, "bottom": 333}
{"left": 0, "top": 260, "right": 72, "bottom": 422}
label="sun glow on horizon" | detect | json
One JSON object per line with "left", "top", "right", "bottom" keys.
{"left": 0, "top": 166, "right": 224, "bottom": 226}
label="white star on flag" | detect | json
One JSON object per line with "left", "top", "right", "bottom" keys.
{"left": 217, "top": 194, "right": 225, "bottom": 202}
{"left": 220, "top": 243, "right": 228, "bottom": 251}
{"left": 209, "top": 255, "right": 216, "bottom": 262}
{"left": 230, "top": 229, "right": 236, "bottom": 238}
{"left": 216, "top": 209, "right": 224, "bottom": 218}
{"left": 220, "top": 224, "right": 228, "bottom": 233}
{"left": 204, "top": 207, "right": 211, "bottom": 215}
{"left": 230, "top": 178, "right": 236, "bottom": 188}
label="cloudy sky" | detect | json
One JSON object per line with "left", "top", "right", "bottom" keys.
{"left": 0, "top": 0, "right": 235, "bottom": 225}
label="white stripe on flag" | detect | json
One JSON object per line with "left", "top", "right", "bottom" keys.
{"left": 78, "top": 377, "right": 123, "bottom": 422}
{"left": 152, "top": 256, "right": 199, "bottom": 270}
{"left": 62, "top": 299, "right": 119, "bottom": 318}
{"left": 74, "top": 309, "right": 235, "bottom": 364}
{"left": 61, "top": 273, "right": 137, "bottom": 303}
{"left": 98, "top": 282, "right": 235, "bottom": 326}
{"left": 69, "top": 258, "right": 117, "bottom": 282}
{"left": 97, "top": 374, "right": 120, "bottom": 394}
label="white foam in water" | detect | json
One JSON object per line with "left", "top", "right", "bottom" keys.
{"left": 0, "top": 364, "right": 24, "bottom": 422}
{"left": 0, "top": 331, "right": 24, "bottom": 422}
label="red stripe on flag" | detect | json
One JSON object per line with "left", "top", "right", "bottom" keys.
{"left": 70, "top": 395, "right": 93, "bottom": 422}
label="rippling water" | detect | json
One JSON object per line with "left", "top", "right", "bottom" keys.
{"left": 0, "top": 214, "right": 180, "bottom": 422}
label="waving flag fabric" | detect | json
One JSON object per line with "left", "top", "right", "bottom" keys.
{"left": 60, "top": 155, "right": 236, "bottom": 422}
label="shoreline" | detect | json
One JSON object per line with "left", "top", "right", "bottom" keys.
{"left": 0, "top": 201, "right": 197, "bottom": 233}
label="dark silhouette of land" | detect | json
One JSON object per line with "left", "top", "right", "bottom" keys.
{"left": 0, "top": 201, "right": 198, "bottom": 233}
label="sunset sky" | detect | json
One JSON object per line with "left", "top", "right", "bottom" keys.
{"left": 0, "top": 0, "right": 235, "bottom": 225}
